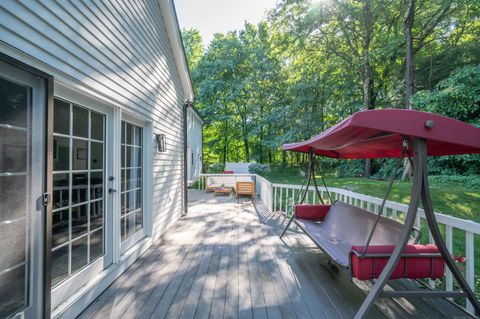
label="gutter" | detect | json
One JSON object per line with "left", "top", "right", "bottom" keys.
{"left": 183, "top": 100, "right": 193, "bottom": 215}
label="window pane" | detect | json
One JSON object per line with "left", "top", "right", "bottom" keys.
{"left": 121, "top": 145, "right": 125, "bottom": 167}
{"left": 0, "top": 127, "right": 27, "bottom": 173}
{"left": 135, "top": 209, "right": 143, "bottom": 232}
{"left": 72, "top": 173, "right": 88, "bottom": 204}
{"left": 90, "top": 171, "right": 103, "bottom": 200}
{"left": 52, "top": 209, "right": 69, "bottom": 248}
{"left": 72, "top": 139, "right": 88, "bottom": 170}
{"left": 126, "top": 123, "right": 133, "bottom": 144}
{"left": 71, "top": 236, "right": 88, "bottom": 274}
{"left": 54, "top": 99, "right": 70, "bottom": 134}
{"left": 121, "top": 169, "right": 126, "bottom": 192}
{"left": 54, "top": 136, "right": 69, "bottom": 171}
{"left": 0, "top": 221, "right": 26, "bottom": 271}
{"left": 0, "top": 266, "right": 25, "bottom": 318}
{"left": 134, "top": 126, "right": 142, "bottom": 146}
{"left": 72, "top": 105, "right": 88, "bottom": 138}
{"left": 121, "top": 121, "right": 126, "bottom": 144}
{"left": 126, "top": 213, "right": 136, "bottom": 237}
{"left": 0, "top": 176, "right": 26, "bottom": 222}
{"left": 53, "top": 174, "right": 69, "bottom": 210}
{"left": 121, "top": 193, "right": 126, "bottom": 216}
{"left": 127, "top": 191, "right": 135, "bottom": 212}
{"left": 90, "top": 228, "right": 103, "bottom": 261}
{"left": 71, "top": 205, "right": 88, "bottom": 239}
{"left": 51, "top": 245, "right": 69, "bottom": 286}
{"left": 120, "top": 217, "right": 126, "bottom": 241}
{"left": 0, "top": 77, "right": 28, "bottom": 127}
{"left": 90, "top": 201, "right": 103, "bottom": 231}
{"left": 91, "top": 142, "right": 103, "bottom": 170}
{"left": 90, "top": 111, "right": 104, "bottom": 141}
{"left": 135, "top": 188, "right": 142, "bottom": 210}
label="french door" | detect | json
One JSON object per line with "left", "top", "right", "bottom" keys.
{"left": 120, "top": 119, "right": 146, "bottom": 252}
{"left": 49, "top": 93, "right": 115, "bottom": 308}
{"left": 0, "top": 59, "right": 47, "bottom": 318}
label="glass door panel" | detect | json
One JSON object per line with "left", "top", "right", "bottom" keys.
{"left": 120, "top": 121, "right": 143, "bottom": 244}
{"left": 0, "top": 75, "right": 31, "bottom": 318}
{"left": 52, "top": 99, "right": 106, "bottom": 286}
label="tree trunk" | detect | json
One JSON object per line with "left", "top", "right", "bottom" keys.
{"left": 402, "top": 0, "right": 415, "bottom": 180}
{"left": 363, "top": 0, "right": 374, "bottom": 178}
{"left": 404, "top": 0, "right": 415, "bottom": 110}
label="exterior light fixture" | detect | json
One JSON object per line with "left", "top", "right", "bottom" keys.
{"left": 156, "top": 133, "right": 167, "bottom": 152}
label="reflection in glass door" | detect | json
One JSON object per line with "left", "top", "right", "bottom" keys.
{"left": 51, "top": 99, "right": 105, "bottom": 286}
{"left": 120, "top": 121, "right": 143, "bottom": 243}
{"left": 0, "top": 60, "right": 45, "bottom": 319}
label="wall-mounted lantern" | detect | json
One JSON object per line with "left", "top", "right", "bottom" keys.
{"left": 155, "top": 133, "right": 167, "bottom": 152}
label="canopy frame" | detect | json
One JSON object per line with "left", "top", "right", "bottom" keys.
{"left": 353, "top": 138, "right": 479, "bottom": 318}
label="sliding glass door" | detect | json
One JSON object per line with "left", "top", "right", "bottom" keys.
{"left": 0, "top": 60, "right": 46, "bottom": 318}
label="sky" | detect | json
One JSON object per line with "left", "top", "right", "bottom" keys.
{"left": 174, "top": 0, "right": 278, "bottom": 46}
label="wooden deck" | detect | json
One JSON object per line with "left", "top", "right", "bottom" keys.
{"left": 78, "top": 190, "right": 472, "bottom": 319}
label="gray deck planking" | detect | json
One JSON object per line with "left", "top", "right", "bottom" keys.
{"left": 78, "top": 190, "right": 473, "bottom": 319}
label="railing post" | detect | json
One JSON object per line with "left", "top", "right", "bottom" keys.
{"left": 446, "top": 225, "right": 453, "bottom": 294}
{"left": 466, "top": 231, "right": 474, "bottom": 313}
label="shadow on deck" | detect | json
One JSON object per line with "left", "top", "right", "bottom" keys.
{"left": 78, "top": 190, "right": 472, "bottom": 319}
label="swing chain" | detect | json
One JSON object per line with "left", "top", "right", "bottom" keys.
{"left": 360, "top": 140, "right": 411, "bottom": 258}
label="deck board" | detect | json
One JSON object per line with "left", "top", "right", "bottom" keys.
{"left": 78, "top": 190, "right": 473, "bottom": 319}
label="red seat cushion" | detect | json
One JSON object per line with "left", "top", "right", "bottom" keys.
{"left": 223, "top": 170, "right": 234, "bottom": 174}
{"left": 295, "top": 204, "right": 331, "bottom": 220}
{"left": 350, "top": 244, "right": 445, "bottom": 280}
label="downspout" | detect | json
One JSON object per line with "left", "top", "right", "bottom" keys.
{"left": 183, "top": 100, "right": 193, "bottom": 215}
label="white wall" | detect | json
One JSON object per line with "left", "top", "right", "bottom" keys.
{"left": 0, "top": 0, "right": 187, "bottom": 317}
{"left": 187, "top": 108, "right": 203, "bottom": 181}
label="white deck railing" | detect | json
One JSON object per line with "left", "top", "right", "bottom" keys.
{"left": 197, "top": 174, "right": 479, "bottom": 312}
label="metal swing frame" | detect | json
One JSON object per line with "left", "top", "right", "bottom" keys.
{"left": 280, "top": 138, "right": 480, "bottom": 318}
{"left": 280, "top": 148, "right": 332, "bottom": 238}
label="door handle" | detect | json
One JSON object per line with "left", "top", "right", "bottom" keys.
{"left": 108, "top": 188, "right": 116, "bottom": 194}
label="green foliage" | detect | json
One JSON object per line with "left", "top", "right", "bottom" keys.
{"left": 413, "top": 64, "right": 480, "bottom": 123}
{"left": 205, "top": 163, "right": 225, "bottom": 173}
{"left": 182, "top": 0, "right": 480, "bottom": 178}
{"left": 248, "top": 163, "right": 272, "bottom": 175}
{"left": 336, "top": 160, "right": 365, "bottom": 178}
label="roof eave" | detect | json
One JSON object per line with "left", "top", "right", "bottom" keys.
{"left": 158, "top": 0, "right": 194, "bottom": 102}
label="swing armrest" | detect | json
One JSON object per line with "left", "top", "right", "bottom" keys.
{"left": 295, "top": 204, "right": 331, "bottom": 220}
{"left": 411, "top": 227, "right": 422, "bottom": 244}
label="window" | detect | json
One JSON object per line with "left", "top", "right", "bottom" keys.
{"left": 51, "top": 99, "right": 105, "bottom": 286}
{"left": 120, "top": 121, "right": 143, "bottom": 242}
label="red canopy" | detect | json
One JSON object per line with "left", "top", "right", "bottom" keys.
{"left": 282, "top": 109, "right": 480, "bottom": 159}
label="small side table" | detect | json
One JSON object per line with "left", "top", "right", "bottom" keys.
{"left": 213, "top": 187, "right": 232, "bottom": 196}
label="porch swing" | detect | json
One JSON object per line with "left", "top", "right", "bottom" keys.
{"left": 279, "top": 109, "right": 480, "bottom": 319}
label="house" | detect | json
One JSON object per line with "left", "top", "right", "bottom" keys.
{"left": 0, "top": 1, "right": 193, "bottom": 318}
{"left": 186, "top": 105, "right": 203, "bottom": 185}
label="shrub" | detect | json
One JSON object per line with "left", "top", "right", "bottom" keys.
{"left": 206, "top": 163, "right": 225, "bottom": 173}
{"left": 336, "top": 160, "right": 364, "bottom": 177}
{"left": 248, "top": 163, "right": 271, "bottom": 176}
